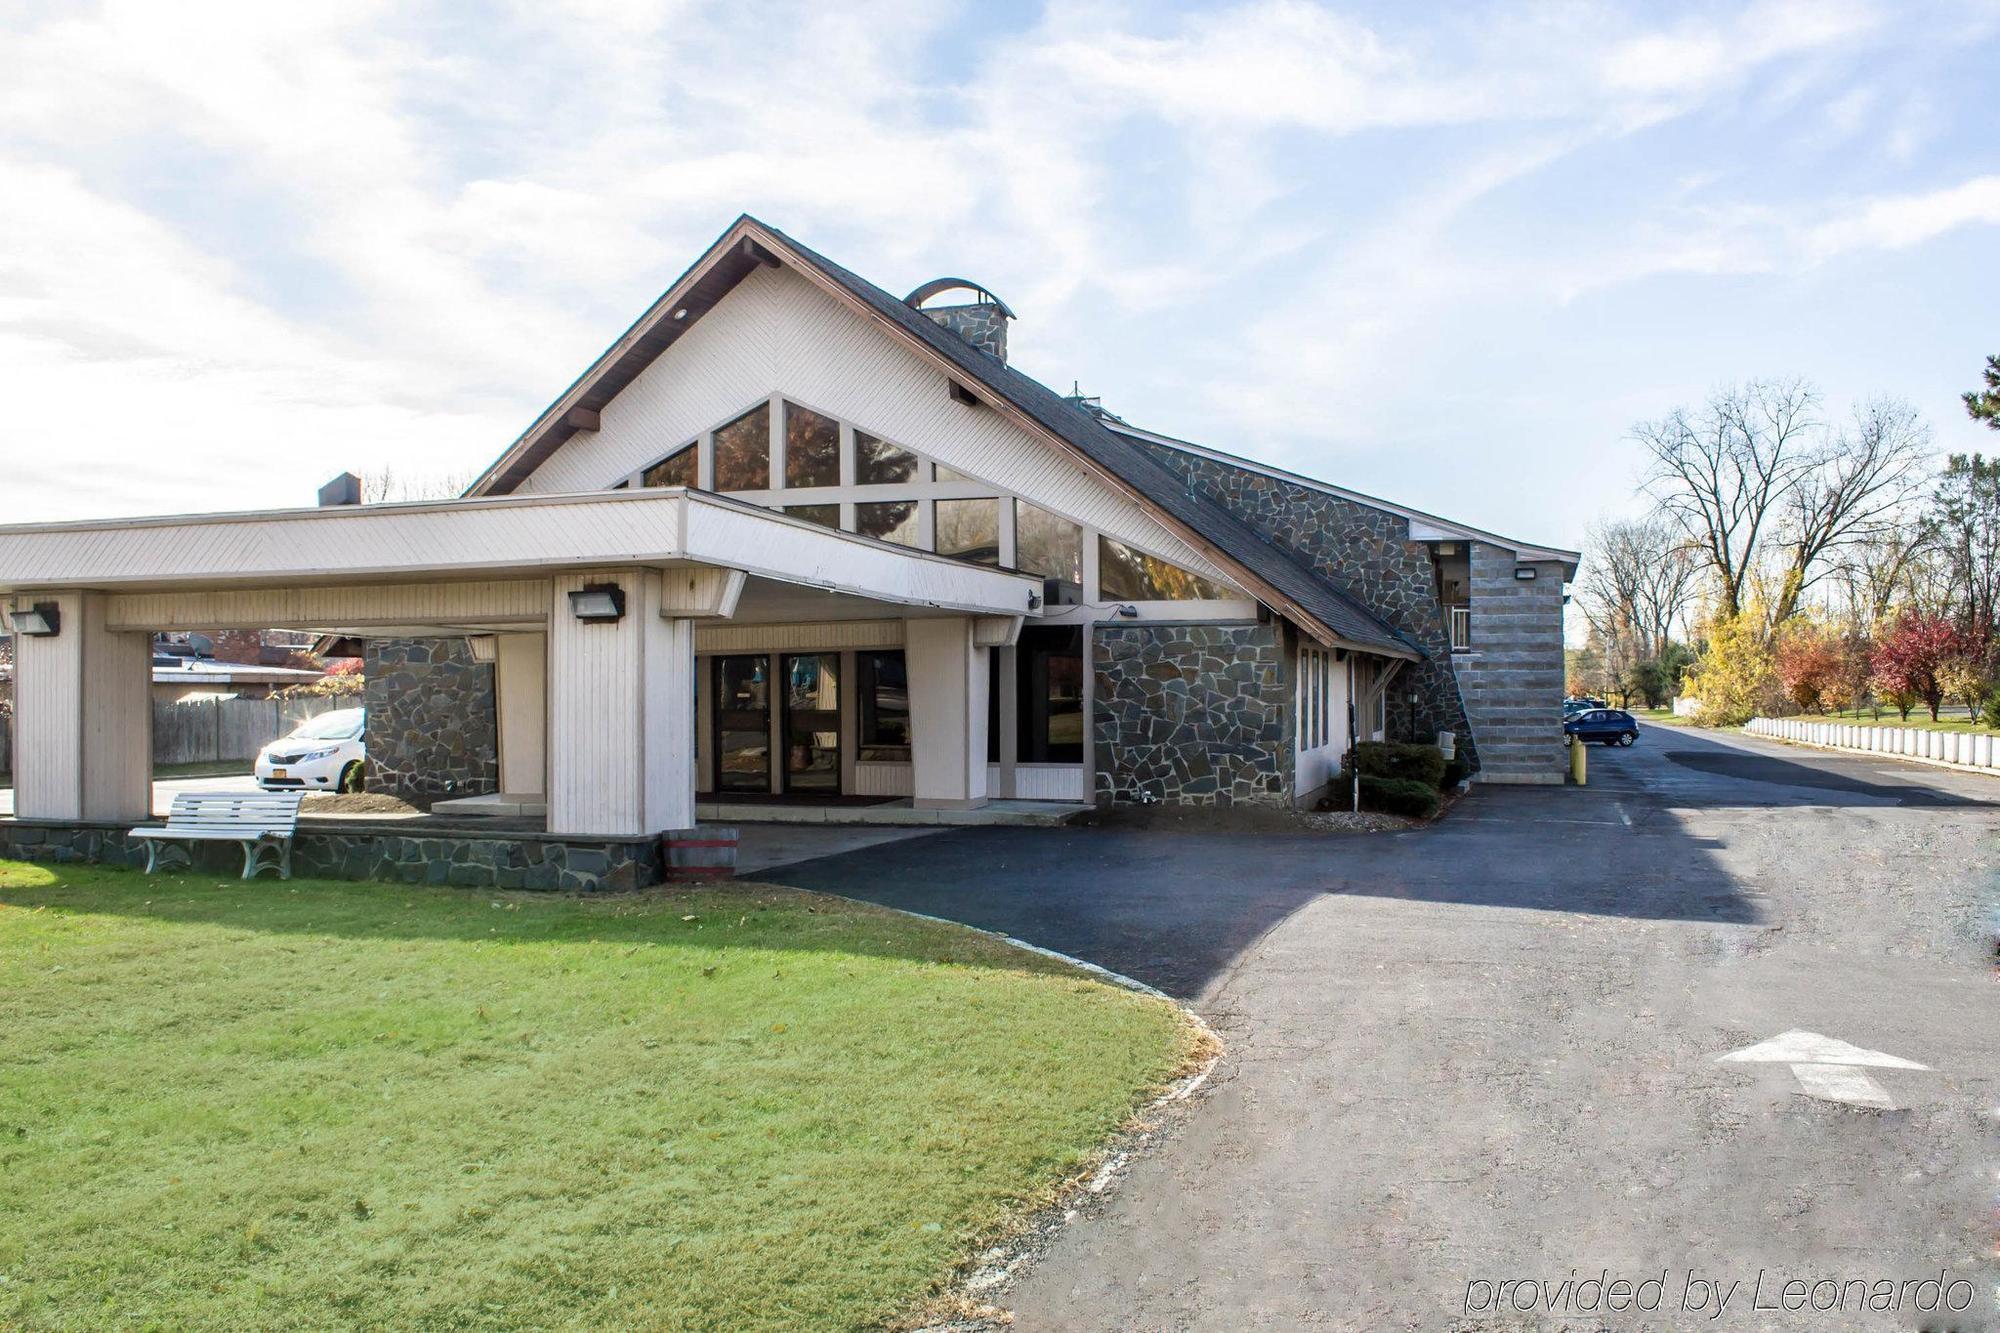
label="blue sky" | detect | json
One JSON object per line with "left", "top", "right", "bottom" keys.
{"left": 3, "top": 0, "right": 1997, "bottom": 551}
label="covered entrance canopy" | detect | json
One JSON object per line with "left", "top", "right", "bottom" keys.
{"left": 0, "top": 489, "right": 1040, "bottom": 835}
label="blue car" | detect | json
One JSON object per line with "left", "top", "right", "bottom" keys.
{"left": 1565, "top": 707, "right": 1639, "bottom": 747}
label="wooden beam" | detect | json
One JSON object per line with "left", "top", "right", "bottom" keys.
{"left": 948, "top": 381, "right": 981, "bottom": 408}
{"left": 741, "top": 237, "right": 780, "bottom": 268}
{"left": 564, "top": 407, "right": 602, "bottom": 432}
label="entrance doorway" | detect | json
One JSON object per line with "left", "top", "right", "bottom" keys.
{"left": 781, "top": 653, "right": 840, "bottom": 793}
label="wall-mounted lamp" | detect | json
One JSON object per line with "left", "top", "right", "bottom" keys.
{"left": 1514, "top": 567, "right": 1537, "bottom": 581}
{"left": 1112, "top": 604, "right": 1139, "bottom": 618}
{"left": 10, "top": 602, "right": 61, "bottom": 637}
{"left": 1027, "top": 591, "right": 1043, "bottom": 611}
{"left": 465, "top": 635, "right": 497, "bottom": 663}
{"left": 567, "top": 584, "right": 627, "bottom": 622}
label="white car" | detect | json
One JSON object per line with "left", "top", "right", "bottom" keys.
{"left": 255, "top": 707, "right": 366, "bottom": 793}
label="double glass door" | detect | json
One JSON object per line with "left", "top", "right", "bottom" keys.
{"left": 710, "top": 653, "right": 840, "bottom": 794}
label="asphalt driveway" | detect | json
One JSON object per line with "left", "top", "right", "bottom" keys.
{"left": 758, "top": 725, "right": 2000, "bottom": 1329}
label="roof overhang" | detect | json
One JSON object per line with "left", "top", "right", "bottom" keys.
{"left": 0, "top": 489, "right": 1044, "bottom": 621}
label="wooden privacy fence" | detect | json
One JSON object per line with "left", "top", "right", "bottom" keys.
{"left": 153, "top": 697, "right": 349, "bottom": 766}
{"left": 0, "top": 696, "right": 349, "bottom": 778}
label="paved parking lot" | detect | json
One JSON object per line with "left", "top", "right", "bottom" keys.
{"left": 760, "top": 726, "right": 2000, "bottom": 1329}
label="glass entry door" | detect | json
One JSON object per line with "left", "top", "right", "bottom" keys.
{"left": 781, "top": 653, "right": 841, "bottom": 793}
{"left": 713, "top": 655, "right": 771, "bottom": 793}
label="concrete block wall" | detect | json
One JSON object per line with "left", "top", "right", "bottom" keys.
{"left": 1452, "top": 543, "right": 1566, "bottom": 783}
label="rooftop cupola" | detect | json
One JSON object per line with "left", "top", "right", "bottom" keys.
{"left": 905, "top": 278, "right": 1015, "bottom": 363}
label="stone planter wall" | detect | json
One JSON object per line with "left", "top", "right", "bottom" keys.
{"left": 1092, "top": 621, "right": 1292, "bottom": 807}
{"left": 1747, "top": 717, "right": 2000, "bottom": 773}
{"left": 0, "top": 819, "right": 662, "bottom": 893}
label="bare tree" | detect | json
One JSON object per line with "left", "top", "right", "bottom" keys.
{"left": 1581, "top": 516, "right": 1701, "bottom": 657}
{"left": 1768, "top": 397, "right": 1932, "bottom": 623}
{"left": 1826, "top": 521, "right": 1937, "bottom": 628}
{"left": 1637, "top": 379, "right": 1819, "bottom": 620}
{"left": 361, "top": 466, "right": 476, "bottom": 503}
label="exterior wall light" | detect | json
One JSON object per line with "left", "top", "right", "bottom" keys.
{"left": 1113, "top": 604, "right": 1139, "bottom": 618}
{"left": 1514, "top": 567, "right": 1537, "bottom": 581}
{"left": 567, "top": 584, "right": 627, "bottom": 622}
{"left": 10, "top": 602, "right": 60, "bottom": 636}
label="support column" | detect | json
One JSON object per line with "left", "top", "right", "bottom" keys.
{"left": 906, "top": 616, "right": 989, "bottom": 809}
{"left": 494, "top": 632, "right": 547, "bottom": 798}
{"left": 9, "top": 592, "right": 152, "bottom": 821}
{"left": 546, "top": 571, "right": 696, "bottom": 836}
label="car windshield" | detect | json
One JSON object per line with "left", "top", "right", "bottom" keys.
{"left": 289, "top": 710, "right": 363, "bottom": 741}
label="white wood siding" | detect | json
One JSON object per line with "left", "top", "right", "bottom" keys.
{"left": 106, "top": 580, "right": 553, "bottom": 631}
{"left": 518, "top": 264, "right": 1229, "bottom": 581}
{"left": 10, "top": 591, "right": 150, "bottom": 820}
{"left": 494, "top": 632, "right": 547, "bottom": 797}
{"left": 11, "top": 593, "right": 82, "bottom": 818}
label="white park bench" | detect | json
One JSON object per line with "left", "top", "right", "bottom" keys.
{"left": 130, "top": 791, "right": 304, "bottom": 879}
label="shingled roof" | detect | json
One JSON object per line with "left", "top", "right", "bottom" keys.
{"left": 469, "top": 215, "right": 1422, "bottom": 660}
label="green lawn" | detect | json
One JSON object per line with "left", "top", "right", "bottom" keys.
{"left": 0, "top": 862, "right": 1196, "bottom": 1330}
{"left": 1804, "top": 707, "right": 1997, "bottom": 736}
{"left": 1632, "top": 707, "right": 1698, "bottom": 728}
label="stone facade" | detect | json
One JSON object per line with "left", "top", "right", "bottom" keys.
{"left": 362, "top": 638, "right": 498, "bottom": 807}
{"left": 1133, "top": 441, "right": 1481, "bottom": 770}
{"left": 1092, "top": 622, "right": 1292, "bottom": 807}
{"left": 0, "top": 818, "right": 662, "bottom": 893}
{"left": 1453, "top": 543, "right": 1567, "bottom": 782}
{"left": 920, "top": 302, "right": 1008, "bottom": 362}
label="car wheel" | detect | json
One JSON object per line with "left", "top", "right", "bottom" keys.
{"left": 338, "top": 761, "right": 365, "bottom": 794}
{"left": 1619, "top": 732, "right": 1636, "bottom": 747}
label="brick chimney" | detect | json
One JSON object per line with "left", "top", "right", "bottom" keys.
{"left": 905, "top": 278, "right": 1014, "bottom": 363}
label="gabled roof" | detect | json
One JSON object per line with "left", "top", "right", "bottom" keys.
{"left": 467, "top": 215, "right": 1422, "bottom": 660}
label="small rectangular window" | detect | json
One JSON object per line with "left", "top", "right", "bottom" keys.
{"left": 857, "top": 650, "right": 911, "bottom": 760}
{"left": 1098, "top": 536, "right": 1230, "bottom": 600}
{"left": 855, "top": 432, "right": 919, "bottom": 485}
{"left": 712, "top": 404, "right": 770, "bottom": 491}
{"left": 855, "top": 500, "right": 919, "bottom": 546}
{"left": 783, "top": 401, "right": 840, "bottom": 488}
{"left": 641, "top": 444, "right": 696, "bottom": 488}
{"left": 936, "top": 498, "right": 1000, "bottom": 564}
{"left": 785, "top": 504, "right": 839, "bottom": 529}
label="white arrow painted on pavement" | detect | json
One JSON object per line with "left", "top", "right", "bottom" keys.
{"left": 1716, "top": 1030, "right": 1931, "bottom": 1110}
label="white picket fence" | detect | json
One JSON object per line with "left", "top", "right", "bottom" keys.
{"left": 1746, "top": 716, "right": 2000, "bottom": 772}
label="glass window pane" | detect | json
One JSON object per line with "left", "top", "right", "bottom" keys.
{"left": 855, "top": 500, "right": 918, "bottom": 545}
{"left": 934, "top": 462, "right": 969, "bottom": 483}
{"left": 712, "top": 404, "right": 770, "bottom": 491}
{"left": 855, "top": 432, "right": 919, "bottom": 485}
{"left": 1015, "top": 501, "right": 1083, "bottom": 604}
{"left": 1018, "top": 625, "right": 1085, "bottom": 764}
{"left": 936, "top": 498, "right": 999, "bottom": 564}
{"left": 783, "top": 401, "right": 840, "bottom": 488}
{"left": 1097, "top": 535, "right": 1230, "bottom": 600}
{"left": 785, "top": 504, "right": 839, "bottom": 529}
{"left": 641, "top": 444, "right": 695, "bottom": 488}
{"left": 857, "top": 650, "right": 911, "bottom": 761}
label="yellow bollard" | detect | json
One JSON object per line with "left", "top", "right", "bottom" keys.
{"left": 1568, "top": 734, "right": 1587, "bottom": 785}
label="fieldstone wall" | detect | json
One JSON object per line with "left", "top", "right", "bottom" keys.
{"left": 362, "top": 638, "right": 498, "bottom": 807}
{"left": 1092, "top": 622, "right": 1291, "bottom": 807}
{"left": 1133, "top": 441, "right": 1479, "bottom": 769}
{"left": 1454, "top": 543, "right": 1567, "bottom": 782}
{"left": 0, "top": 818, "right": 662, "bottom": 893}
